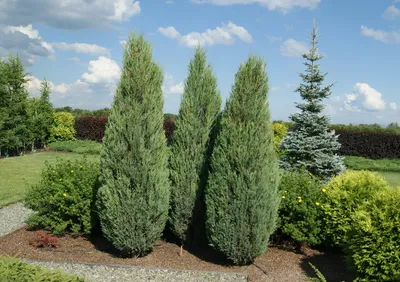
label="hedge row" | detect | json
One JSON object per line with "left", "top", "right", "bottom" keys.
{"left": 336, "top": 130, "right": 400, "bottom": 159}
{"left": 74, "top": 116, "right": 175, "bottom": 144}
{"left": 74, "top": 117, "right": 400, "bottom": 159}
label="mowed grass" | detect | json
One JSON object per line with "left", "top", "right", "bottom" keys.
{"left": 344, "top": 156, "right": 400, "bottom": 172}
{"left": 345, "top": 156, "right": 400, "bottom": 187}
{"left": 0, "top": 152, "right": 99, "bottom": 207}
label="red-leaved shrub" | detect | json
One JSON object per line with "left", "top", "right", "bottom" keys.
{"left": 75, "top": 116, "right": 108, "bottom": 142}
{"left": 29, "top": 231, "right": 60, "bottom": 248}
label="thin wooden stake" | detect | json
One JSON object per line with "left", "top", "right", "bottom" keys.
{"left": 179, "top": 245, "right": 183, "bottom": 256}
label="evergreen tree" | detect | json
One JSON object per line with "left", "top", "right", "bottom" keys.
{"left": 169, "top": 47, "right": 221, "bottom": 246}
{"left": 280, "top": 23, "right": 344, "bottom": 179}
{"left": 97, "top": 33, "right": 170, "bottom": 257}
{"left": 29, "top": 80, "right": 54, "bottom": 149}
{"left": 0, "top": 55, "right": 30, "bottom": 156}
{"left": 205, "top": 56, "right": 280, "bottom": 265}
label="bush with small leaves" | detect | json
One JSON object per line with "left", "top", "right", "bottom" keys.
{"left": 277, "top": 170, "right": 325, "bottom": 246}
{"left": 345, "top": 188, "right": 400, "bottom": 282}
{"left": 49, "top": 112, "right": 76, "bottom": 142}
{"left": 25, "top": 158, "right": 99, "bottom": 235}
{"left": 322, "top": 170, "right": 388, "bottom": 247}
{"left": 272, "top": 123, "right": 288, "bottom": 156}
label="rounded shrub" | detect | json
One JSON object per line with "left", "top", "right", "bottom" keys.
{"left": 345, "top": 188, "right": 400, "bottom": 281}
{"left": 50, "top": 112, "right": 76, "bottom": 142}
{"left": 25, "top": 157, "right": 99, "bottom": 235}
{"left": 277, "top": 170, "right": 325, "bottom": 246}
{"left": 322, "top": 170, "right": 389, "bottom": 247}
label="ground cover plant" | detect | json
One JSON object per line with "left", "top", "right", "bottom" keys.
{"left": 0, "top": 152, "right": 99, "bottom": 207}
{"left": 0, "top": 256, "right": 85, "bottom": 282}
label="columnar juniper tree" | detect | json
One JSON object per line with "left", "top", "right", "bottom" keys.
{"left": 205, "top": 56, "right": 280, "bottom": 265}
{"left": 97, "top": 33, "right": 170, "bottom": 257}
{"left": 169, "top": 47, "right": 221, "bottom": 248}
{"left": 280, "top": 24, "right": 344, "bottom": 179}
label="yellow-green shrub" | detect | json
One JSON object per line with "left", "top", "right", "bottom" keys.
{"left": 322, "top": 170, "right": 389, "bottom": 247}
{"left": 272, "top": 123, "right": 288, "bottom": 155}
{"left": 346, "top": 188, "right": 400, "bottom": 281}
{"left": 0, "top": 256, "right": 85, "bottom": 281}
{"left": 49, "top": 112, "right": 76, "bottom": 141}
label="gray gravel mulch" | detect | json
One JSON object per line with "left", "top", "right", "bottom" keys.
{"left": 0, "top": 202, "right": 32, "bottom": 237}
{"left": 26, "top": 260, "right": 249, "bottom": 282}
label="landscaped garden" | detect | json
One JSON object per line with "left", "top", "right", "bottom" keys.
{"left": 1, "top": 25, "right": 399, "bottom": 282}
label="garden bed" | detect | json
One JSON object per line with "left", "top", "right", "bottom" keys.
{"left": 0, "top": 227, "right": 355, "bottom": 282}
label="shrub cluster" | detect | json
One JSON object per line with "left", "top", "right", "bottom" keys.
{"left": 335, "top": 130, "right": 400, "bottom": 159}
{"left": 277, "top": 170, "right": 325, "bottom": 246}
{"left": 25, "top": 158, "right": 99, "bottom": 235}
{"left": 0, "top": 256, "right": 85, "bottom": 282}
{"left": 75, "top": 116, "right": 108, "bottom": 142}
{"left": 272, "top": 123, "right": 288, "bottom": 155}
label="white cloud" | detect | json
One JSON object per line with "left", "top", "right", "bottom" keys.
{"left": 163, "top": 74, "right": 184, "bottom": 95}
{"left": 325, "top": 83, "right": 397, "bottom": 115}
{"left": 158, "top": 22, "right": 253, "bottom": 48}
{"left": 280, "top": 38, "right": 308, "bottom": 57}
{"left": 361, "top": 25, "right": 400, "bottom": 44}
{"left": 81, "top": 56, "right": 121, "bottom": 85}
{"left": 384, "top": 5, "right": 400, "bottom": 20}
{"left": 53, "top": 42, "right": 110, "bottom": 56}
{"left": 25, "top": 56, "right": 122, "bottom": 108}
{"left": 267, "top": 35, "right": 283, "bottom": 43}
{"left": 119, "top": 40, "right": 127, "bottom": 46}
{"left": 389, "top": 102, "right": 398, "bottom": 110}
{"left": 191, "top": 0, "right": 320, "bottom": 13}
{"left": 25, "top": 75, "right": 71, "bottom": 98}
{"left": 108, "top": 0, "right": 141, "bottom": 22}
{"left": 1, "top": 24, "right": 54, "bottom": 65}
{"left": 0, "top": 0, "right": 141, "bottom": 30}
{"left": 158, "top": 26, "right": 181, "bottom": 40}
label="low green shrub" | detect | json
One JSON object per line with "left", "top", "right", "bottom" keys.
{"left": 48, "top": 140, "right": 102, "bottom": 155}
{"left": 0, "top": 256, "right": 85, "bottom": 281}
{"left": 277, "top": 170, "right": 325, "bottom": 246}
{"left": 322, "top": 170, "right": 389, "bottom": 247}
{"left": 345, "top": 188, "right": 400, "bottom": 282}
{"left": 25, "top": 158, "right": 99, "bottom": 235}
{"left": 50, "top": 112, "right": 76, "bottom": 142}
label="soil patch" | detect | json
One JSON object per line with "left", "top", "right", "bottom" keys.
{"left": 0, "top": 228, "right": 355, "bottom": 282}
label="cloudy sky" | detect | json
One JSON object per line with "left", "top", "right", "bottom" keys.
{"left": 1, "top": 0, "right": 399, "bottom": 124}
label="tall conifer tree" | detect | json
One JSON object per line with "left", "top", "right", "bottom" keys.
{"left": 97, "top": 33, "right": 170, "bottom": 257}
{"left": 280, "top": 23, "right": 344, "bottom": 179}
{"left": 169, "top": 47, "right": 221, "bottom": 246}
{"left": 205, "top": 56, "right": 280, "bottom": 265}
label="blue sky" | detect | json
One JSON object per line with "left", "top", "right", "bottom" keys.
{"left": 0, "top": 0, "right": 399, "bottom": 125}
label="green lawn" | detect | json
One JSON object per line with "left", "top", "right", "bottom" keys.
{"left": 0, "top": 152, "right": 99, "bottom": 207}
{"left": 379, "top": 172, "right": 400, "bottom": 188}
{"left": 345, "top": 156, "right": 400, "bottom": 187}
